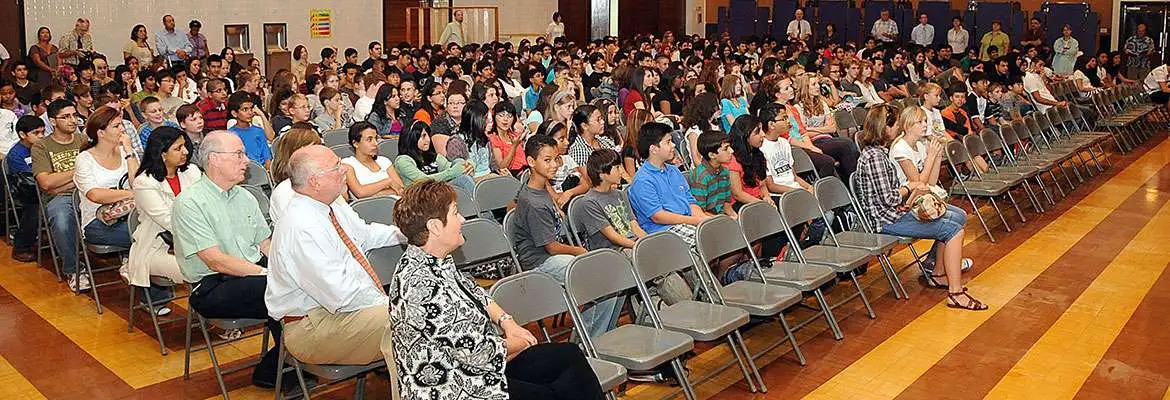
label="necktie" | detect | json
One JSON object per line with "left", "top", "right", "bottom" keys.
{"left": 329, "top": 209, "right": 384, "bottom": 289}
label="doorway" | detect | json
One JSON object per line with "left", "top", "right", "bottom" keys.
{"left": 1119, "top": 1, "right": 1169, "bottom": 55}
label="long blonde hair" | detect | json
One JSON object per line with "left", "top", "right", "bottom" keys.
{"left": 892, "top": 105, "right": 927, "bottom": 146}
{"left": 794, "top": 73, "right": 828, "bottom": 118}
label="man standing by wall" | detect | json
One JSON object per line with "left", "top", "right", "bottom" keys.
{"left": 157, "top": 15, "right": 193, "bottom": 66}
{"left": 58, "top": 18, "right": 93, "bottom": 67}
{"left": 439, "top": 10, "right": 466, "bottom": 46}
{"left": 911, "top": 13, "right": 935, "bottom": 47}
{"left": 1125, "top": 24, "right": 1156, "bottom": 81}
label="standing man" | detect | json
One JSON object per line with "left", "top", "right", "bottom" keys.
{"left": 187, "top": 20, "right": 209, "bottom": 60}
{"left": 439, "top": 10, "right": 466, "bottom": 46}
{"left": 156, "top": 15, "right": 193, "bottom": 66}
{"left": 871, "top": 9, "right": 899, "bottom": 48}
{"left": 58, "top": 18, "right": 93, "bottom": 67}
{"left": 361, "top": 41, "right": 383, "bottom": 73}
{"left": 267, "top": 145, "right": 405, "bottom": 373}
{"left": 1020, "top": 17, "right": 1045, "bottom": 49}
{"left": 979, "top": 20, "right": 1010, "bottom": 61}
{"left": 911, "top": 13, "right": 935, "bottom": 47}
{"left": 947, "top": 17, "right": 969, "bottom": 60}
{"left": 1125, "top": 24, "right": 1156, "bottom": 81}
{"left": 173, "top": 131, "right": 290, "bottom": 388}
{"left": 787, "top": 9, "right": 813, "bottom": 43}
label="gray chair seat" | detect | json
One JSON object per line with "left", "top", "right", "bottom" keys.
{"left": 86, "top": 243, "right": 129, "bottom": 254}
{"left": 720, "top": 280, "right": 802, "bottom": 316}
{"left": 827, "top": 231, "right": 899, "bottom": 255}
{"left": 950, "top": 181, "right": 1010, "bottom": 196}
{"left": 208, "top": 318, "right": 268, "bottom": 330}
{"left": 979, "top": 173, "right": 1027, "bottom": 186}
{"left": 300, "top": 359, "right": 386, "bottom": 380}
{"left": 592, "top": 324, "right": 694, "bottom": 371}
{"left": 759, "top": 262, "right": 835, "bottom": 291}
{"left": 656, "top": 300, "right": 749, "bottom": 341}
{"left": 800, "top": 245, "right": 871, "bottom": 272}
{"left": 994, "top": 165, "right": 1044, "bottom": 176}
{"left": 588, "top": 357, "right": 627, "bottom": 392}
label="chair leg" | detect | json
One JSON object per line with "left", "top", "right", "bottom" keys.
{"left": 127, "top": 286, "right": 137, "bottom": 333}
{"left": 989, "top": 197, "right": 1011, "bottom": 233}
{"left": 184, "top": 307, "right": 194, "bottom": 379}
{"left": 725, "top": 335, "right": 757, "bottom": 393}
{"left": 198, "top": 315, "right": 230, "bottom": 400}
{"left": 963, "top": 195, "right": 996, "bottom": 243}
{"left": 81, "top": 251, "right": 103, "bottom": 314}
{"left": 293, "top": 359, "right": 311, "bottom": 400}
{"left": 670, "top": 358, "right": 698, "bottom": 400}
{"left": 849, "top": 271, "right": 876, "bottom": 319}
{"left": 1004, "top": 190, "right": 1026, "bottom": 223}
{"left": 733, "top": 329, "right": 768, "bottom": 390}
{"left": 813, "top": 288, "right": 843, "bottom": 340}
{"left": 879, "top": 255, "right": 907, "bottom": 301}
{"left": 354, "top": 374, "right": 367, "bottom": 400}
{"left": 1033, "top": 176, "right": 1055, "bottom": 206}
{"left": 1020, "top": 180, "right": 1043, "bottom": 214}
{"left": 1048, "top": 170, "right": 1067, "bottom": 198}
{"left": 144, "top": 286, "right": 168, "bottom": 356}
{"left": 776, "top": 312, "right": 806, "bottom": 366}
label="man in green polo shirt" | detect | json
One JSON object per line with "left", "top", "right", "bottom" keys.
{"left": 173, "top": 130, "right": 289, "bottom": 388}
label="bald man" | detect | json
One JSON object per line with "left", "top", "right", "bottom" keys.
{"left": 173, "top": 131, "right": 289, "bottom": 388}
{"left": 266, "top": 145, "right": 405, "bottom": 370}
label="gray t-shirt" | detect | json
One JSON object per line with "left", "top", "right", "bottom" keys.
{"left": 514, "top": 186, "right": 565, "bottom": 270}
{"left": 579, "top": 189, "right": 635, "bottom": 251}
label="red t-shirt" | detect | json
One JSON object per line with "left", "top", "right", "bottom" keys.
{"left": 623, "top": 90, "right": 644, "bottom": 117}
{"left": 165, "top": 175, "right": 182, "bottom": 196}
{"left": 724, "top": 156, "right": 763, "bottom": 199}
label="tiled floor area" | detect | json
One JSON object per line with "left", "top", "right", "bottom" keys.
{"left": 1, "top": 133, "right": 1168, "bottom": 399}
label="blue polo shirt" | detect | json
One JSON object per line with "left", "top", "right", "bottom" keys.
{"left": 628, "top": 161, "right": 697, "bottom": 234}
{"left": 229, "top": 124, "right": 272, "bottom": 164}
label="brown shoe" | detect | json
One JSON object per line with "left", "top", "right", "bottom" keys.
{"left": 11, "top": 252, "right": 36, "bottom": 263}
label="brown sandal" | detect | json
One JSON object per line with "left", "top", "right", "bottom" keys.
{"left": 925, "top": 273, "right": 948, "bottom": 288}
{"left": 946, "top": 289, "right": 989, "bottom": 311}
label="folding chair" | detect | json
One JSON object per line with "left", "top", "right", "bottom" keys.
{"left": 351, "top": 196, "right": 397, "bottom": 227}
{"left": 72, "top": 189, "right": 129, "bottom": 314}
{"left": 489, "top": 272, "right": 628, "bottom": 398}
{"left": 563, "top": 249, "right": 697, "bottom": 400}
{"left": 632, "top": 230, "right": 764, "bottom": 392}
{"left": 244, "top": 161, "right": 273, "bottom": 192}
{"left": 241, "top": 185, "right": 271, "bottom": 224}
{"left": 452, "top": 218, "right": 517, "bottom": 277}
{"left": 813, "top": 177, "right": 909, "bottom": 300}
{"left": 565, "top": 195, "right": 589, "bottom": 246}
{"left": 833, "top": 110, "right": 859, "bottom": 139}
{"left": 965, "top": 134, "right": 1055, "bottom": 208}
{"left": 322, "top": 129, "right": 349, "bottom": 146}
{"left": 942, "top": 140, "right": 1016, "bottom": 242}
{"left": 183, "top": 310, "right": 272, "bottom": 400}
{"left": 366, "top": 244, "right": 405, "bottom": 290}
{"left": 454, "top": 187, "right": 480, "bottom": 218}
{"left": 34, "top": 188, "right": 63, "bottom": 281}
{"left": 1036, "top": 110, "right": 1108, "bottom": 174}
{"left": 981, "top": 127, "right": 1066, "bottom": 200}
{"left": 845, "top": 174, "right": 931, "bottom": 280}
{"left": 850, "top": 107, "right": 868, "bottom": 130}
{"left": 473, "top": 175, "right": 520, "bottom": 218}
{"left": 999, "top": 123, "right": 1076, "bottom": 191}
{"left": 329, "top": 144, "right": 355, "bottom": 159}
{"left": 791, "top": 147, "right": 819, "bottom": 181}
{"left": 1, "top": 157, "right": 18, "bottom": 240}
{"left": 1013, "top": 119, "right": 1085, "bottom": 184}
{"left": 377, "top": 138, "right": 399, "bottom": 160}
{"left": 124, "top": 209, "right": 188, "bottom": 355}
{"left": 734, "top": 203, "right": 840, "bottom": 341}
{"left": 777, "top": 190, "right": 877, "bottom": 320}
{"left": 273, "top": 320, "right": 386, "bottom": 400}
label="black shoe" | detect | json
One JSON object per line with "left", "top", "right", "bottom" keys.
{"left": 252, "top": 369, "right": 302, "bottom": 389}
{"left": 12, "top": 252, "right": 36, "bottom": 263}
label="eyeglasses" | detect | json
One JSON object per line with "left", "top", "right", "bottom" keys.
{"left": 211, "top": 150, "right": 247, "bottom": 160}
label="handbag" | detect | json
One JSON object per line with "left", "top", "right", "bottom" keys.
{"left": 97, "top": 174, "right": 136, "bottom": 225}
{"left": 907, "top": 185, "right": 948, "bottom": 222}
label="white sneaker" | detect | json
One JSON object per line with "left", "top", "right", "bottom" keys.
{"left": 960, "top": 258, "right": 973, "bottom": 272}
{"left": 154, "top": 306, "right": 172, "bottom": 316}
{"left": 68, "top": 274, "right": 92, "bottom": 292}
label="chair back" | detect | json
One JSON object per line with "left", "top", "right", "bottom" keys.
{"left": 367, "top": 245, "right": 405, "bottom": 286}
{"left": 1011, "top": 120, "right": 1033, "bottom": 142}
{"left": 1058, "top": 104, "right": 1075, "bottom": 125}
{"left": 377, "top": 139, "right": 399, "bottom": 159}
{"left": 451, "top": 218, "right": 517, "bottom": 268}
{"left": 943, "top": 139, "right": 973, "bottom": 166}
{"left": 693, "top": 215, "right": 752, "bottom": 265}
{"left": 502, "top": 208, "right": 518, "bottom": 244}
{"left": 244, "top": 161, "right": 271, "bottom": 188}
{"left": 241, "top": 185, "right": 270, "bottom": 222}
{"left": 813, "top": 176, "right": 854, "bottom": 212}
{"left": 777, "top": 189, "right": 823, "bottom": 231}
{"left": 791, "top": 147, "right": 816, "bottom": 177}
{"left": 127, "top": 208, "right": 139, "bottom": 237}
{"left": 846, "top": 173, "right": 877, "bottom": 233}
{"left": 632, "top": 230, "right": 697, "bottom": 282}
{"left": 330, "top": 144, "right": 355, "bottom": 159}
{"left": 1023, "top": 116, "right": 1043, "bottom": 139}
{"left": 999, "top": 123, "right": 1021, "bottom": 146}
{"left": 737, "top": 201, "right": 786, "bottom": 243}
{"left": 322, "top": 129, "right": 349, "bottom": 146}
{"left": 833, "top": 110, "right": 857, "bottom": 134}
{"left": 963, "top": 134, "right": 990, "bottom": 159}
{"left": 474, "top": 175, "right": 520, "bottom": 214}
{"left": 566, "top": 195, "right": 589, "bottom": 246}
{"left": 489, "top": 271, "right": 568, "bottom": 324}
{"left": 351, "top": 196, "right": 397, "bottom": 226}
{"left": 980, "top": 128, "right": 1005, "bottom": 152}
{"left": 851, "top": 107, "right": 868, "bottom": 129}
{"left": 564, "top": 249, "right": 638, "bottom": 307}
{"left": 454, "top": 187, "right": 480, "bottom": 218}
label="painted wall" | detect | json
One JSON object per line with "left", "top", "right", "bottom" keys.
{"left": 24, "top": 0, "right": 382, "bottom": 68}
{"left": 459, "top": 0, "right": 560, "bottom": 37}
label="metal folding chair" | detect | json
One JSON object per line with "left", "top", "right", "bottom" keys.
{"left": 813, "top": 177, "right": 909, "bottom": 299}
{"left": 273, "top": 320, "right": 386, "bottom": 400}
{"left": 351, "top": 196, "right": 397, "bottom": 227}
{"left": 322, "top": 129, "right": 349, "bottom": 147}
{"left": 452, "top": 218, "right": 518, "bottom": 277}
{"left": 183, "top": 309, "right": 272, "bottom": 400}
{"left": 329, "top": 144, "right": 355, "bottom": 159}
{"left": 377, "top": 138, "right": 399, "bottom": 160}
{"left": 473, "top": 174, "right": 520, "bottom": 218}
{"left": 71, "top": 189, "right": 129, "bottom": 314}
{"left": 241, "top": 185, "right": 271, "bottom": 224}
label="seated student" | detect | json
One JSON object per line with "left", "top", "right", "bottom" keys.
{"left": 445, "top": 101, "right": 506, "bottom": 180}
{"left": 998, "top": 77, "right": 1033, "bottom": 121}
{"left": 174, "top": 104, "right": 205, "bottom": 154}
{"left": 579, "top": 148, "right": 646, "bottom": 251}
{"left": 628, "top": 121, "right": 711, "bottom": 244}
{"left": 7, "top": 116, "right": 45, "bottom": 262}
{"left": 919, "top": 83, "right": 948, "bottom": 138}
{"left": 726, "top": 114, "right": 774, "bottom": 208}
{"left": 758, "top": 105, "right": 813, "bottom": 195}
{"left": 685, "top": 131, "right": 735, "bottom": 216}
{"left": 196, "top": 79, "right": 229, "bottom": 132}
{"left": 75, "top": 105, "right": 139, "bottom": 257}
{"left": 393, "top": 121, "right": 476, "bottom": 194}
{"left": 226, "top": 91, "right": 275, "bottom": 166}
{"left": 343, "top": 121, "right": 406, "bottom": 199}
{"left": 312, "top": 87, "right": 348, "bottom": 131}
{"left": 489, "top": 101, "right": 527, "bottom": 176}
{"left": 276, "top": 94, "right": 313, "bottom": 136}
{"left": 514, "top": 134, "right": 620, "bottom": 338}
{"left": 536, "top": 120, "right": 588, "bottom": 207}
{"left": 34, "top": 99, "right": 88, "bottom": 290}
{"left": 940, "top": 87, "right": 973, "bottom": 139}
{"left": 136, "top": 96, "right": 178, "bottom": 152}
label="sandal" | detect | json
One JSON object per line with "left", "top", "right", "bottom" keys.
{"left": 924, "top": 273, "right": 948, "bottom": 289}
{"left": 946, "top": 288, "right": 989, "bottom": 311}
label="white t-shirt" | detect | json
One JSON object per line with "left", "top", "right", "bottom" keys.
{"left": 889, "top": 139, "right": 927, "bottom": 186}
{"left": 1144, "top": 65, "right": 1168, "bottom": 93}
{"left": 0, "top": 108, "right": 18, "bottom": 156}
{"left": 342, "top": 156, "right": 394, "bottom": 186}
{"left": 922, "top": 106, "right": 946, "bottom": 138}
{"left": 74, "top": 151, "right": 129, "bottom": 228}
{"left": 761, "top": 138, "right": 799, "bottom": 189}
{"left": 1023, "top": 72, "right": 1055, "bottom": 113}
{"left": 552, "top": 154, "right": 579, "bottom": 192}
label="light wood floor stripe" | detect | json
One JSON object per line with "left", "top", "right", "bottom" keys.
{"left": 0, "top": 354, "right": 46, "bottom": 400}
{"left": 984, "top": 201, "right": 1170, "bottom": 399}
{"left": 804, "top": 138, "right": 1170, "bottom": 399}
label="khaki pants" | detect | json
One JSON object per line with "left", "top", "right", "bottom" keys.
{"left": 285, "top": 307, "right": 399, "bottom": 400}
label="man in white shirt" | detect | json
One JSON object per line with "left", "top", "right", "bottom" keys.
{"left": 911, "top": 13, "right": 935, "bottom": 47}
{"left": 759, "top": 105, "right": 812, "bottom": 195}
{"left": 787, "top": 9, "right": 813, "bottom": 42}
{"left": 947, "top": 17, "right": 969, "bottom": 57}
{"left": 1144, "top": 55, "right": 1170, "bottom": 110}
{"left": 267, "top": 144, "right": 407, "bottom": 367}
{"left": 871, "top": 9, "right": 899, "bottom": 47}
{"left": 439, "top": 10, "right": 465, "bottom": 46}
{"left": 1022, "top": 58, "right": 1066, "bottom": 113}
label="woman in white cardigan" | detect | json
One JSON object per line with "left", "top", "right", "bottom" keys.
{"left": 127, "top": 126, "right": 201, "bottom": 308}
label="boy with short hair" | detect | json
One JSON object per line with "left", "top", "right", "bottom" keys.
{"left": 514, "top": 134, "right": 619, "bottom": 338}
{"left": 758, "top": 104, "right": 813, "bottom": 195}
{"left": 137, "top": 96, "right": 179, "bottom": 151}
{"left": 685, "top": 131, "right": 735, "bottom": 216}
{"left": 196, "top": 79, "right": 229, "bottom": 132}
{"left": 579, "top": 148, "right": 646, "bottom": 251}
{"left": 175, "top": 103, "right": 204, "bottom": 153}
{"left": 227, "top": 91, "right": 275, "bottom": 166}
{"left": 7, "top": 116, "right": 45, "bottom": 262}
{"left": 628, "top": 122, "right": 710, "bottom": 245}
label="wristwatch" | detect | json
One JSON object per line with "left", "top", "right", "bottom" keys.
{"left": 496, "top": 313, "right": 514, "bottom": 325}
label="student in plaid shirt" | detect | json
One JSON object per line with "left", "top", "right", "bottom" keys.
{"left": 871, "top": 9, "right": 900, "bottom": 47}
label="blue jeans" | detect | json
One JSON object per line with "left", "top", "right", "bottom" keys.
{"left": 536, "top": 254, "right": 623, "bottom": 339}
{"left": 45, "top": 194, "right": 78, "bottom": 275}
{"left": 447, "top": 174, "right": 476, "bottom": 194}
{"left": 881, "top": 205, "right": 966, "bottom": 263}
{"left": 83, "top": 219, "right": 131, "bottom": 247}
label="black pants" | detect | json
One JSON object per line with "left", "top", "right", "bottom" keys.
{"left": 507, "top": 343, "right": 606, "bottom": 400}
{"left": 190, "top": 265, "right": 283, "bottom": 385}
{"left": 814, "top": 137, "right": 860, "bottom": 182}
{"left": 12, "top": 187, "right": 39, "bottom": 253}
